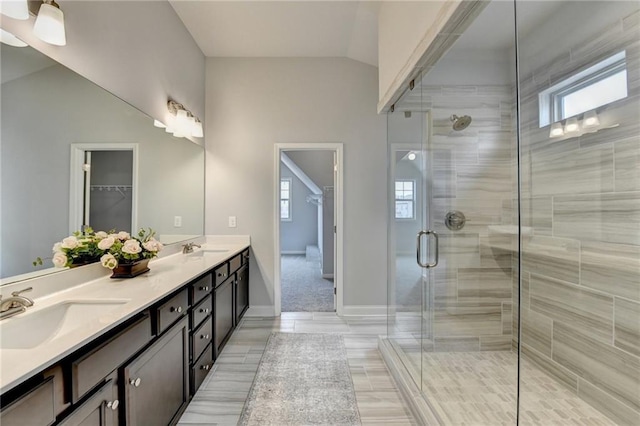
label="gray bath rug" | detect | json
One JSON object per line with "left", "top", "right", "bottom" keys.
{"left": 239, "top": 332, "right": 362, "bottom": 426}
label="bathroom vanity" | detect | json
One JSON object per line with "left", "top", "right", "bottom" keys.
{"left": 0, "top": 239, "right": 250, "bottom": 426}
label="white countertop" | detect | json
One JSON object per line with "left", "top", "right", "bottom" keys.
{"left": 0, "top": 236, "right": 250, "bottom": 394}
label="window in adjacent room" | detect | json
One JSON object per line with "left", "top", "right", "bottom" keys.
{"left": 280, "top": 178, "right": 292, "bottom": 221}
{"left": 539, "top": 51, "right": 627, "bottom": 127}
{"left": 395, "top": 180, "right": 415, "bottom": 219}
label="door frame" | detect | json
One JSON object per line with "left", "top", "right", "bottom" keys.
{"left": 274, "top": 143, "right": 344, "bottom": 316}
{"left": 69, "top": 143, "right": 139, "bottom": 234}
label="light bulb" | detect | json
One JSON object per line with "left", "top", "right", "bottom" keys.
{"left": 33, "top": 1, "right": 66, "bottom": 46}
{"left": 549, "top": 122, "right": 564, "bottom": 138}
{"left": 153, "top": 120, "right": 166, "bottom": 128}
{"left": 564, "top": 117, "right": 580, "bottom": 133}
{"left": 407, "top": 152, "right": 416, "bottom": 161}
{"left": 0, "top": 0, "right": 29, "bottom": 20}
{"left": 0, "top": 28, "right": 27, "bottom": 47}
{"left": 173, "top": 109, "right": 189, "bottom": 138}
{"left": 583, "top": 110, "right": 600, "bottom": 128}
{"left": 192, "top": 120, "right": 203, "bottom": 138}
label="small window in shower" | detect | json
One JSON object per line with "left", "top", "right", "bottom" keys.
{"left": 395, "top": 180, "right": 415, "bottom": 219}
{"left": 539, "top": 51, "right": 627, "bottom": 127}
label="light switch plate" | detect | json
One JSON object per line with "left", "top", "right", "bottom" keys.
{"left": 174, "top": 216, "right": 182, "bottom": 227}
{"left": 228, "top": 216, "right": 237, "bottom": 228}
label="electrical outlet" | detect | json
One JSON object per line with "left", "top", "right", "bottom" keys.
{"left": 228, "top": 216, "right": 237, "bottom": 228}
{"left": 174, "top": 216, "right": 182, "bottom": 227}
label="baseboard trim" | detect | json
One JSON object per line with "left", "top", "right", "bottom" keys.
{"left": 245, "top": 305, "right": 276, "bottom": 317}
{"left": 378, "top": 337, "right": 443, "bottom": 425}
{"left": 280, "top": 251, "right": 306, "bottom": 255}
{"left": 342, "top": 305, "right": 387, "bottom": 316}
{"left": 321, "top": 273, "right": 334, "bottom": 279}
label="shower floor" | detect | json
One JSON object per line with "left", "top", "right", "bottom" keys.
{"left": 391, "top": 339, "right": 616, "bottom": 425}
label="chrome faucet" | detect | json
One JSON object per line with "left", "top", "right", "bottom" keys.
{"left": 182, "top": 242, "right": 202, "bottom": 254}
{"left": 0, "top": 287, "right": 34, "bottom": 320}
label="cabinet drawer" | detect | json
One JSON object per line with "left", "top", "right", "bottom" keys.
{"left": 190, "top": 274, "right": 212, "bottom": 305}
{"left": 157, "top": 288, "right": 188, "bottom": 335}
{"left": 72, "top": 314, "right": 151, "bottom": 403}
{"left": 229, "top": 254, "right": 242, "bottom": 274}
{"left": 59, "top": 375, "right": 118, "bottom": 426}
{"left": 213, "top": 263, "right": 229, "bottom": 287}
{"left": 192, "top": 295, "right": 212, "bottom": 329}
{"left": 0, "top": 376, "right": 55, "bottom": 426}
{"left": 191, "top": 344, "right": 213, "bottom": 395}
{"left": 192, "top": 316, "right": 213, "bottom": 362}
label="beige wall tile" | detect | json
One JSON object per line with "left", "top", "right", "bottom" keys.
{"left": 523, "top": 236, "right": 580, "bottom": 284}
{"left": 581, "top": 241, "right": 640, "bottom": 301}
{"left": 615, "top": 297, "right": 640, "bottom": 357}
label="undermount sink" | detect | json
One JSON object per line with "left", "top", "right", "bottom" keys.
{"left": 0, "top": 299, "right": 129, "bottom": 350}
{"left": 188, "top": 249, "right": 229, "bottom": 257}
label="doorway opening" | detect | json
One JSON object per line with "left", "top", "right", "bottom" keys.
{"left": 274, "top": 143, "right": 344, "bottom": 316}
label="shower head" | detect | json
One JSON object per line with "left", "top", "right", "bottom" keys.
{"left": 450, "top": 114, "right": 472, "bottom": 131}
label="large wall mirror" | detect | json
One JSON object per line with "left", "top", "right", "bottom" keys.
{"left": 1, "top": 42, "right": 205, "bottom": 282}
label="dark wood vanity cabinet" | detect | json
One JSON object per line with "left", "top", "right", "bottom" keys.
{"left": 0, "top": 247, "right": 250, "bottom": 425}
{"left": 123, "top": 317, "right": 189, "bottom": 426}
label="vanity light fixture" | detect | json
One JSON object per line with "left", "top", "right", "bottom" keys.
{"left": 549, "top": 122, "right": 565, "bottom": 138}
{"left": 33, "top": 0, "right": 66, "bottom": 46}
{"left": 153, "top": 119, "right": 166, "bottom": 128}
{"left": 0, "top": 28, "right": 28, "bottom": 47}
{"left": 0, "top": 0, "right": 66, "bottom": 46}
{"left": 166, "top": 100, "right": 203, "bottom": 139}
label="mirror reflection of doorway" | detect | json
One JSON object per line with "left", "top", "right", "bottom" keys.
{"left": 279, "top": 150, "right": 336, "bottom": 312}
{"left": 70, "top": 143, "right": 137, "bottom": 234}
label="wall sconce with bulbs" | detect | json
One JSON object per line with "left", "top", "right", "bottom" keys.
{"left": 153, "top": 100, "right": 203, "bottom": 139}
{"left": 0, "top": 0, "right": 66, "bottom": 46}
{"left": 549, "top": 109, "right": 602, "bottom": 139}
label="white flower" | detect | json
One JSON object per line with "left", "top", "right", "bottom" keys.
{"left": 61, "top": 236, "right": 79, "bottom": 249}
{"left": 98, "top": 236, "right": 115, "bottom": 250}
{"left": 117, "top": 231, "right": 131, "bottom": 241}
{"left": 108, "top": 233, "right": 118, "bottom": 240}
{"left": 52, "top": 242, "right": 63, "bottom": 253}
{"left": 52, "top": 252, "right": 68, "bottom": 268}
{"left": 95, "top": 231, "right": 108, "bottom": 239}
{"left": 143, "top": 238, "right": 163, "bottom": 252}
{"left": 122, "top": 239, "right": 142, "bottom": 254}
{"left": 100, "top": 253, "right": 118, "bottom": 270}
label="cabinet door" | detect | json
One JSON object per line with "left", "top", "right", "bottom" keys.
{"left": 59, "top": 377, "right": 118, "bottom": 426}
{"left": 214, "top": 277, "right": 234, "bottom": 357}
{"left": 0, "top": 377, "right": 55, "bottom": 426}
{"left": 235, "top": 266, "right": 249, "bottom": 324}
{"left": 123, "top": 317, "right": 188, "bottom": 426}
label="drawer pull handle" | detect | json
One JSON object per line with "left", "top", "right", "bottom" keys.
{"left": 199, "top": 308, "right": 209, "bottom": 314}
{"left": 200, "top": 364, "right": 211, "bottom": 371}
{"left": 199, "top": 286, "right": 209, "bottom": 291}
{"left": 130, "top": 378, "right": 142, "bottom": 387}
{"left": 170, "top": 306, "right": 183, "bottom": 313}
{"left": 107, "top": 400, "right": 119, "bottom": 410}
{"left": 200, "top": 334, "right": 210, "bottom": 340}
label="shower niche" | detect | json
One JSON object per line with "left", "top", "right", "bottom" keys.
{"left": 384, "top": 1, "right": 640, "bottom": 425}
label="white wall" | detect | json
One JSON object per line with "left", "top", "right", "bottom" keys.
{"left": 280, "top": 163, "right": 318, "bottom": 253}
{"left": 0, "top": 0, "right": 205, "bottom": 124}
{"left": 205, "top": 57, "right": 387, "bottom": 313}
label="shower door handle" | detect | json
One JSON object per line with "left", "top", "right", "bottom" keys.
{"left": 416, "top": 230, "right": 439, "bottom": 269}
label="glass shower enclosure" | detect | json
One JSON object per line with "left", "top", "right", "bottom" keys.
{"left": 386, "top": 1, "right": 640, "bottom": 424}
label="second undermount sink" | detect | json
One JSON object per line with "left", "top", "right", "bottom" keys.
{"left": 0, "top": 299, "right": 129, "bottom": 350}
{"left": 188, "top": 249, "right": 230, "bottom": 257}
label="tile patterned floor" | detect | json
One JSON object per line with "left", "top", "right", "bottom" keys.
{"left": 178, "top": 313, "right": 417, "bottom": 426}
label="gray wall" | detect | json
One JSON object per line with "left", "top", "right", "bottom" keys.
{"left": 516, "top": 4, "right": 640, "bottom": 424}
{"left": 1, "top": 1, "right": 205, "bottom": 125}
{"left": 205, "top": 57, "right": 387, "bottom": 312}
{"left": 280, "top": 163, "right": 318, "bottom": 253}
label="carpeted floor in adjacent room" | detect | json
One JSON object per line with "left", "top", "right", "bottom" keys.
{"left": 281, "top": 254, "right": 334, "bottom": 312}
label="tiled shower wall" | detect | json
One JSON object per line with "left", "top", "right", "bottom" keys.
{"left": 516, "top": 9, "right": 640, "bottom": 424}
{"left": 403, "top": 84, "right": 516, "bottom": 352}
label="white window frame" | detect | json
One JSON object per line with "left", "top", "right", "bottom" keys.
{"left": 280, "top": 177, "right": 292, "bottom": 222}
{"left": 538, "top": 51, "right": 627, "bottom": 127}
{"left": 394, "top": 179, "right": 416, "bottom": 220}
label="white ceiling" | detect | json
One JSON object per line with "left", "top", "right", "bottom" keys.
{"left": 169, "top": 1, "right": 380, "bottom": 67}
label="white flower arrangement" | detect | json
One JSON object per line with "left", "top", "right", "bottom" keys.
{"left": 36, "top": 228, "right": 163, "bottom": 270}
